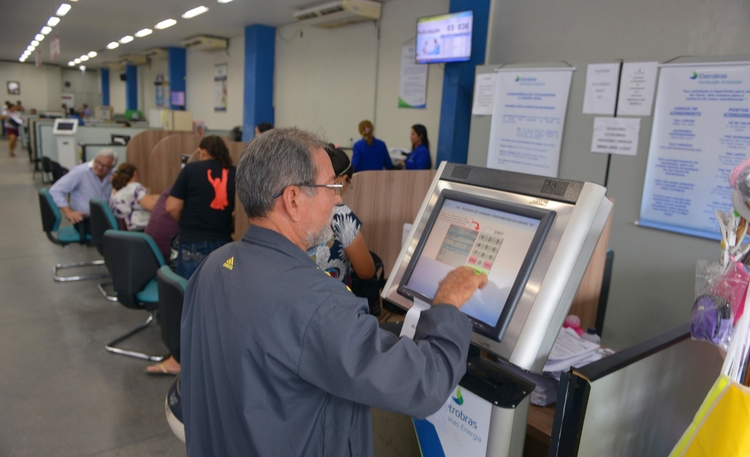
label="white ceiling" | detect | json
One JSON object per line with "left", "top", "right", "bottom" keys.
{"left": 0, "top": 0, "right": 348, "bottom": 68}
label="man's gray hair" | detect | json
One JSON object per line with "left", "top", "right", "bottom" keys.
{"left": 94, "top": 148, "right": 119, "bottom": 165}
{"left": 237, "top": 127, "right": 328, "bottom": 218}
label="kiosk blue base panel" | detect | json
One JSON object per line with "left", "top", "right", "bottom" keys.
{"left": 413, "top": 418, "right": 447, "bottom": 457}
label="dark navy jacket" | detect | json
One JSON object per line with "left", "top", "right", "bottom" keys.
{"left": 181, "top": 225, "right": 471, "bottom": 457}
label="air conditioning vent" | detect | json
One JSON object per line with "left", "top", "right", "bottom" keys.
{"left": 293, "top": 0, "right": 381, "bottom": 28}
{"left": 180, "top": 35, "right": 228, "bottom": 52}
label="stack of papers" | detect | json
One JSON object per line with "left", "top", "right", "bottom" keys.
{"left": 517, "top": 328, "right": 615, "bottom": 407}
{"left": 543, "top": 327, "right": 603, "bottom": 379}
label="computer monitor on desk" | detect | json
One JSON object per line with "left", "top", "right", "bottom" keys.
{"left": 111, "top": 134, "right": 130, "bottom": 146}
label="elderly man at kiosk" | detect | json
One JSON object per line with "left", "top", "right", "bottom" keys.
{"left": 49, "top": 149, "right": 118, "bottom": 235}
{"left": 181, "top": 128, "right": 488, "bottom": 457}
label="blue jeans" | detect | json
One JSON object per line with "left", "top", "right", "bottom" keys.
{"left": 176, "top": 240, "right": 229, "bottom": 279}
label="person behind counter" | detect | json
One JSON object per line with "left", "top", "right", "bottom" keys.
{"left": 351, "top": 120, "right": 394, "bottom": 172}
{"left": 180, "top": 127, "right": 488, "bottom": 457}
{"left": 109, "top": 163, "right": 158, "bottom": 231}
{"left": 401, "top": 123, "right": 431, "bottom": 170}
{"left": 166, "top": 135, "right": 236, "bottom": 279}
{"left": 254, "top": 122, "right": 273, "bottom": 137}
{"left": 308, "top": 144, "right": 375, "bottom": 287}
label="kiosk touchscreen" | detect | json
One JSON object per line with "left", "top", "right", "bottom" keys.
{"left": 398, "top": 192, "right": 555, "bottom": 343}
{"left": 382, "top": 163, "right": 612, "bottom": 457}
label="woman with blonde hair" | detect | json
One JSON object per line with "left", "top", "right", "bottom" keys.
{"left": 351, "top": 120, "right": 393, "bottom": 172}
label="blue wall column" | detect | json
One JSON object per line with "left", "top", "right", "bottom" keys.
{"left": 168, "top": 47, "right": 187, "bottom": 110}
{"left": 125, "top": 64, "right": 138, "bottom": 111}
{"left": 242, "top": 24, "right": 275, "bottom": 142}
{"left": 436, "top": 0, "right": 491, "bottom": 165}
{"left": 100, "top": 68, "right": 110, "bottom": 106}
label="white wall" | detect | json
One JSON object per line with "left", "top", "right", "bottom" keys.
{"left": 274, "top": 0, "right": 448, "bottom": 154}
{"left": 0, "top": 62, "right": 61, "bottom": 112}
{"left": 186, "top": 35, "right": 245, "bottom": 131}
{"left": 60, "top": 68, "right": 99, "bottom": 111}
{"left": 486, "top": 0, "right": 750, "bottom": 350}
{"left": 275, "top": 20, "right": 379, "bottom": 146}
{"left": 109, "top": 69, "right": 126, "bottom": 114}
{"left": 141, "top": 58, "right": 169, "bottom": 120}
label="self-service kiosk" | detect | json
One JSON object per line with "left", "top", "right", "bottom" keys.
{"left": 383, "top": 162, "right": 612, "bottom": 457}
{"left": 52, "top": 118, "right": 79, "bottom": 171}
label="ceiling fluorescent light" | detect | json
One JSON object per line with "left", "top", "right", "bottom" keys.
{"left": 36, "top": 34, "right": 45, "bottom": 41}
{"left": 217, "top": 0, "right": 234, "bottom": 3}
{"left": 56, "top": 3, "right": 72, "bottom": 16}
{"left": 74, "top": 58, "right": 81, "bottom": 63}
{"left": 88, "top": 51, "right": 97, "bottom": 58}
{"left": 41, "top": 26, "right": 52, "bottom": 35}
{"left": 182, "top": 6, "right": 208, "bottom": 18}
{"left": 31, "top": 40, "right": 40, "bottom": 46}
{"left": 79, "top": 65, "right": 86, "bottom": 71}
{"left": 47, "top": 17, "right": 61, "bottom": 26}
{"left": 19, "top": 58, "right": 25, "bottom": 62}
{"left": 155, "top": 19, "right": 176, "bottom": 29}
{"left": 135, "top": 28, "right": 153, "bottom": 38}
{"left": 68, "top": 61, "right": 75, "bottom": 66}
{"left": 80, "top": 55, "right": 89, "bottom": 61}
{"left": 107, "top": 41, "right": 119, "bottom": 49}
{"left": 119, "top": 35, "right": 134, "bottom": 44}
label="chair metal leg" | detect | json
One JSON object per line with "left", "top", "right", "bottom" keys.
{"left": 53, "top": 259, "right": 109, "bottom": 282}
{"left": 97, "top": 281, "right": 118, "bottom": 302}
{"left": 105, "top": 312, "right": 167, "bottom": 362}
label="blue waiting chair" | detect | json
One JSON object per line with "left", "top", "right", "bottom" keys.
{"left": 89, "top": 198, "right": 120, "bottom": 301}
{"left": 102, "top": 230, "right": 167, "bottom": 362}
{"left": 38, "top": 188, "right": 107, "bottom": 282}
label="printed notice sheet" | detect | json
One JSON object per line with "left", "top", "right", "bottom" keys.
{"left": 486, "top": 68, "right": 574, "bottom": 177}
{"left": 591, "top": 117, "right": 641, "bottom": 155}
{"left": 582, "top": 63, "right": 621, "bottom": 115}
{"left": 472, "top": 73, "right": 497, "bottom": 115}
{"left": 617, "top": 62, "right": 658, "bottom": 116}
{"left": 398, "top": 45, "right": 428, "bottom": 109}
{"left": 639, "top": 63, "right": 750, "bottom": 239}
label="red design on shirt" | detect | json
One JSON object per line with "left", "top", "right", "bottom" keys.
{"left": 207, "top": 168, "right": 229, "bottom": 210}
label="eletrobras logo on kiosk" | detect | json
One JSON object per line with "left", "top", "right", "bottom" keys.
{"left": 413, "top": 385, "right": 492, "bottom": 456}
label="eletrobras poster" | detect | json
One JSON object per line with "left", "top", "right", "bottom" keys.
{"left": 486, "top": 68, "right": 574, "bottom": 177}
{"left": 639, "top": 62, "right": 750, "bottom": 239}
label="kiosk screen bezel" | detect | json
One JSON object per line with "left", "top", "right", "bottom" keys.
{"left": 397, "top": 189, "right": 556, "bottom": 342}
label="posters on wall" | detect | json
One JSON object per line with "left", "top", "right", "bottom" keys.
{"left": 398, "top": 45, "right": 428, "bottom": 108}
{"left": 214, "top": 63, "right": 227, "bottom": 112}
{"left": 617, "top": 62, "right": 658, "bottom": 116}
{"left": 591, "top": 117, "right": 641, "bottom": 155}
{"left": 155, "top": 74, "right": 165, "bottom": 107}
{"left": 639, "top": 62, "right": 750, "bottom": 240}
{"left": 582, "top": 63, "right": 621, "bottom": 115}
{"left": 471, "top": 72, "right": 497, "bottom": 115}
{"left": 486, "top": 68, "right": 574, "bottom": 177}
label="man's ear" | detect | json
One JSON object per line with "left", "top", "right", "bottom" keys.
{"left": 281, "top": 186, "right": 303, "bottom": 223}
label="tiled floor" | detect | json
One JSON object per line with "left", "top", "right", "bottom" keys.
{"left": 0, "top": 141, "right": 185, "bottom": 456}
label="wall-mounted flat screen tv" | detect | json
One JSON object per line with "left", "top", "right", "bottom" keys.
{"left": 416, "top": 10, "right": 473, "bottom": 64}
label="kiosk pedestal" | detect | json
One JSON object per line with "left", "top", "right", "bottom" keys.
{"left": 53, "top": 118, "right": 79, "bottom": 170}
{"left": 383, "top": 163, "right": 612, "bottom": 457}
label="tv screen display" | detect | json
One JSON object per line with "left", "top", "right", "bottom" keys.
{"left": 416, "top": 10, "right": 473, "bottom": 64}
{"left": 171, "top": 91, "right": 185, "bottom": 107}
{"left": 399, "top": 191, "right": 555, "bottom": 342}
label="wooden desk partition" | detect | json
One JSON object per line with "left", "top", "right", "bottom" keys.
{"left": 125, "top": 130, "right": 173, "bottom": 189}
{"left": 148, "top": 134, "right": 203, "bottom": 195}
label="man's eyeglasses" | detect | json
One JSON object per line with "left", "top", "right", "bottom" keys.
{"left": 94, "top": 160, "right": 114, "bottom": 170}
{"left": 273, "top": 182, "right": 344, "bottom": 198}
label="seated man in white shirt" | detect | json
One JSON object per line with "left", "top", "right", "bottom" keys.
{"left": 49, "top": 149, "right": 118, "bottom": 235}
